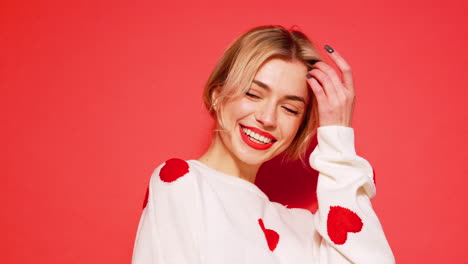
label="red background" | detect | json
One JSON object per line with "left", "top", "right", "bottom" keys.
{"left": 3, "top": 0, "right": 467, "bottom": 263}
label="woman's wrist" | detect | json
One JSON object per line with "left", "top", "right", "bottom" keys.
{"left": 315, "top": 126, "right": 356, "bottom": 155}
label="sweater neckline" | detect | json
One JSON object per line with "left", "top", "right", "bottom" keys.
{"left": 188, "top": 159, "right": 270, "bottom": 201}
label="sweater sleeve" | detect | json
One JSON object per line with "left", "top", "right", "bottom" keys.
{"left": 309, "top": 126, "right": 395, "bottom": 264}
{"left": 131, "top": 158, "right": 204, "bottom": 264}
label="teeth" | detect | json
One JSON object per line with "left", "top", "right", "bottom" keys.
{"left": 242, "top": 127, "right": 273, "bottom": 144}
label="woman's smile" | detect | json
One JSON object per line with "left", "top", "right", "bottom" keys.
{"left": 239, "top": 124, "right": 277, "bottom": 150}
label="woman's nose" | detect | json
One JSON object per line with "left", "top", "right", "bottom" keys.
{"left": 255, "top": 102, "right": 277, "bottom": 128}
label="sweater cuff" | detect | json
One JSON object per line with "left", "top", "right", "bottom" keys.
{"left": 315, "top": 126, "right": 356, "bottom": 155}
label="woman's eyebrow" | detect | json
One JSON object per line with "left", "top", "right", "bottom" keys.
{"left": 252, "top": 79, "right": 306, "bottom": 104}
{"left": 285, "top": 95, "right": 306, "bottom": 104}
{"left": 252, "top": 79, "right": 271, "bottom": 91}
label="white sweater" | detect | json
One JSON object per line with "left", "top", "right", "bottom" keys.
{"left": 131, "top": 126, "right": 395, "bottom": 264}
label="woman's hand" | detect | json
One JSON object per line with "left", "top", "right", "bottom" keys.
{"left": 306, "top": 45, "right": 355, "bottom": 127}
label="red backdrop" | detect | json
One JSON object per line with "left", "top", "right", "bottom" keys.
{"left": 3, "top": 0, "right": 467, "bottom": 263}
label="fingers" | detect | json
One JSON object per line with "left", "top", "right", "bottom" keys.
{"left": 307, "top": 66, "right": 338, "bottom": 100}
{"left": 312, "top": 61, "right": 342, "bottom": 93}
{"left": 306, "top": 75, "right": 326, "bottom": 101}
{"left": 305, "top": 45, "right": 356, "bottom": 127}
{"left": 306, "top": 45, "right": 355, "bottom": 100}
{"left": 323, "top": 45, "right": 354, "bottom": 92}
{"left": 310, "top": 61, "right": 347, "bottom": 101}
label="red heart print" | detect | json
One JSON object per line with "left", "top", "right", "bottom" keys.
{"left": 160, "top": 158, "right": 189, "bottom": 183}
{"left": 327, "top": 206, "right": 363, "bottom": 245}
{"left": 258, "top": 218, "right": 279, "bottom": 251}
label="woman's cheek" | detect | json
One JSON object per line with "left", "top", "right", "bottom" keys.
{"left": 281, "top": 117, "right": 302, "bottom": 140}
{"left": 236, "top": 99, "right": 258, "bottom": 113}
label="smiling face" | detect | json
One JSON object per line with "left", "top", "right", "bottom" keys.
{"left": 213, "top": 58, "right": 310, "bottom": 166}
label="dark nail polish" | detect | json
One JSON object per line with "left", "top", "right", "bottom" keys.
{"left": 306, "top": 73, "right": 313, "bottom": 79}
{"left": 309, "top": 59, "right": 319, "bottom": 65}
{"left": 307, "top": 66, "right": 314, "bottom": 71}
{"left": 324, "top": 45, "right": 334, "bottom": 53}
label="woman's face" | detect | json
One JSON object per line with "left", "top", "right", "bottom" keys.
{"left": 215, "top": 58, "right": 309, "bottom": 165}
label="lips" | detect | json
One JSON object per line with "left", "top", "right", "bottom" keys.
{"left": 239, "top": 124, "right": 277, "bottom": 150}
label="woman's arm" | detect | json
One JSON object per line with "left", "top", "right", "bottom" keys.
{"left": 306, "top": 46, "right": 394, "bottom": 263}
{"left": 309, "top": 126, "right": 394, "bottom": 263}
{"left": 132, "top": 158, "right": 204, "bottom": 264}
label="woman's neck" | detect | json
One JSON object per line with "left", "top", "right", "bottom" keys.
{"left": 197, "top": 134, "right": 260, "bottom": 184}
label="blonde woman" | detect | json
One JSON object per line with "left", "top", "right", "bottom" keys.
{"left": 132, "top": 25, "right": 395, "bottom": 264}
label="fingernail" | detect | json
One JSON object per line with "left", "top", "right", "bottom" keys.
{"left": 306, "top": 73, "right": 313, "bottom": 79}
{"left": 324, "top": 45, "right": 334, "bottom": 53}
{"left": 309, "top": 59, "right": 319, "bottom": 65}
{"left": 307, "top": 66, "right": 314, "bottom": 71}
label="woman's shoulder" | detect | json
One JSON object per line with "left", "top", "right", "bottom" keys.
{"left": 150, "top": 158, "right": 272, "bottom": 200}
{"left": 149, "top": 158, "right": 204, "bottom": 184}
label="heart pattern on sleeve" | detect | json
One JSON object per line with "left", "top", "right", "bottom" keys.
{"left": 327, "top": 206, "right": 363, "bottom": 245}
{"left": 258, "top": 218, "right": 279, "bottom": 251}
{"left": 159, "top": 158, "right": 189, "bottom": 183}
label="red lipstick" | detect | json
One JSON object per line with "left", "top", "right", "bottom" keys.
{"left": 239, "top": 125, "right": 276, "bottom": 150}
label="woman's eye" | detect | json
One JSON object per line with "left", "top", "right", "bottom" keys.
{"left": 245, "top": 92, "right": 261, "bottom": 99}
{"left": 283, "top": 106, "right": 299, "bottom": 115}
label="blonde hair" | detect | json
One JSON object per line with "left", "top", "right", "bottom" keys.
{"left": 203, "top": 25, "right": 323, "bottom": 163}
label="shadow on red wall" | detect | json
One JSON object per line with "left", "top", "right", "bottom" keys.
{"left": 256, "top": 135, "right": 319, "bottom": 213}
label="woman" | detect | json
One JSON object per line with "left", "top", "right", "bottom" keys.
{"left": 132, "top": 25, "right": 395, "bottom": 264}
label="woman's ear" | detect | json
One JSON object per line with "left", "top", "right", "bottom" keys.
{"left": 211, "top": 86, "right": 221, "bottom": 111}
{"left": 211, "top": 86, "right": 226, "bottom": 130}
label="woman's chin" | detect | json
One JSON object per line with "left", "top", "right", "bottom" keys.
{"left": 235, "top": 149, "right": 278, "bottom": 166}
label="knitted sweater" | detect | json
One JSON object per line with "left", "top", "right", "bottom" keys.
{"left": 131, "top": 126, "right": 395, "bottom": 264}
